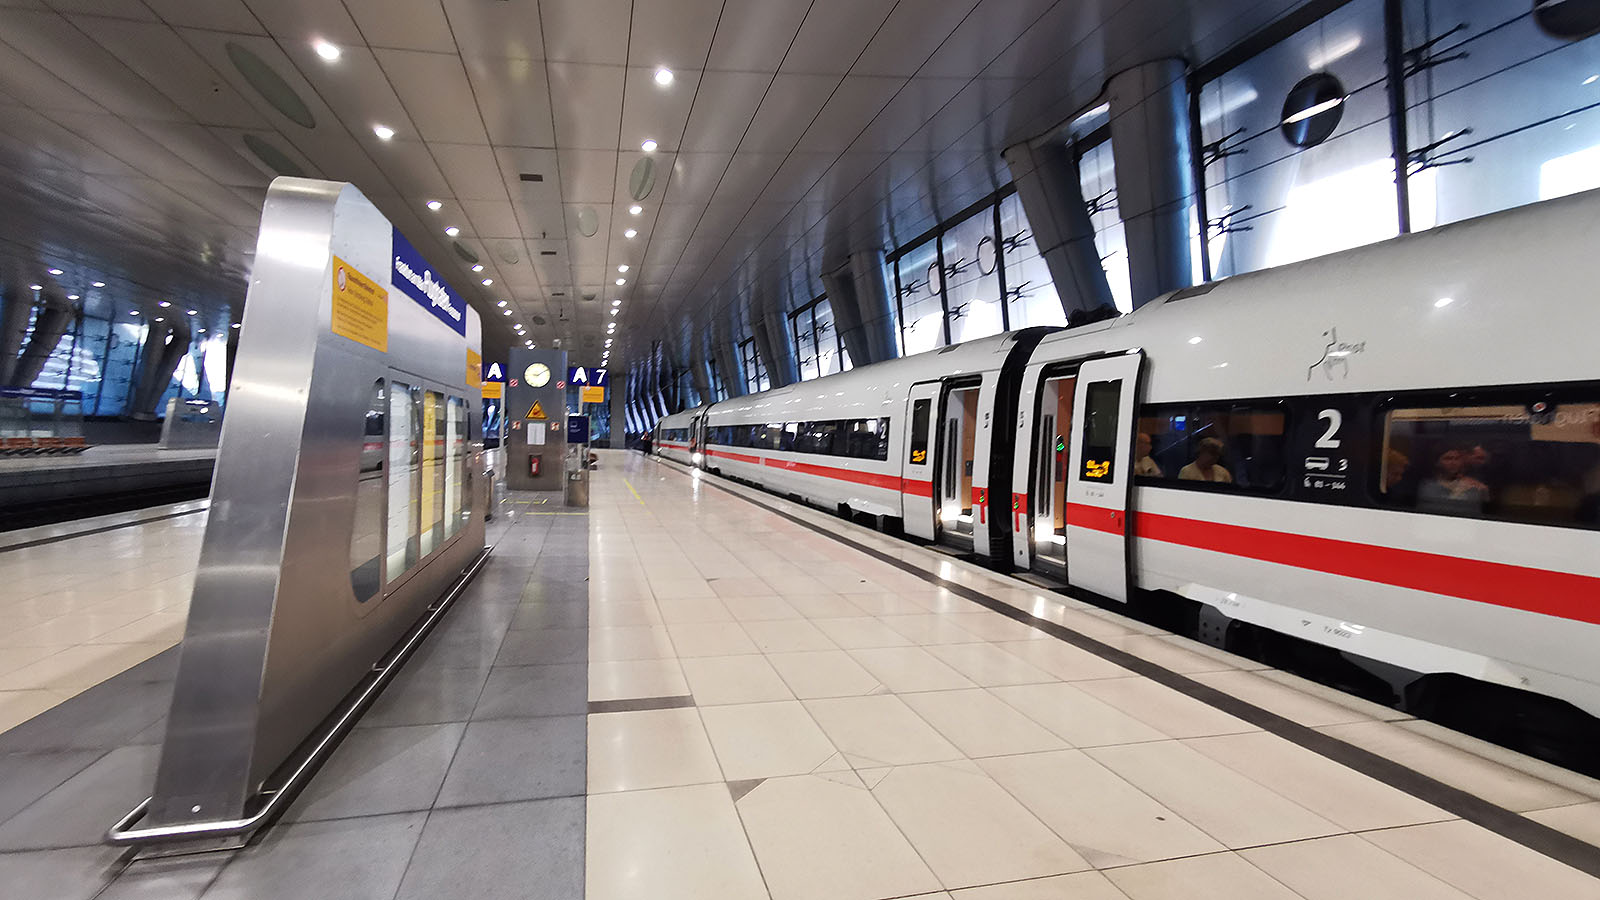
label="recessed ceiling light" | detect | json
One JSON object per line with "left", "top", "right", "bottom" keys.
{"left": 472, "top": 264, "right": 484, "bottom": 272}
{"left": 427, "top": 200, "right": 442, "bottom": 211}
{"left": 624, "top": 228, "right": 637, "bottom": 239}
{"left": 231, "top": 322, "right": 241, "bottom": 328}
{"left": 617, "top": 264, "right": 629, "bottom": 273}
{"left": 158, "top": 300, "right": 171, "bottom": 308}
{"left": 68, "top": 294, "right": 79, "bottom": 300}
{"left": 445, "top": 226, "right": 460, "bottom": 237}
{"left": 654, "top": 67, "right": 673, "bottom": 86}
{"left": 373, "top": 124, "right": 395, "bottom": 141}
{"left": 28, "top": 283, "right": 42, "bottom": 291}
{"left": 48, "top": 267, "right": 63, "bottom": 276}
{"left": 641, "top": 139, "right": 657, "bottom": 152}
{"left": 92, "top": 281, "right": 105, "bottom": 288}
{"left": 155, "top": 316, "right": 165, "bottom": 322}
{"left": 186, "top": 309, "right": 198, "bottom": 315}
{"left": 497, "top": 300, "right": 507, "bottom": 307}
{"left": 130, "top": 310, "right": 140, "bottom": 316}
{"left": 198, "top": 328, "right": 207, "bottom": 333}
{"left": 612, "top": 299, "right": 621, "bottom": 306}
{"left": 615, "top": 278, "right": 625, "bottom": 286}
{"left": 1434, "top": 296, "right": 1455, "bottom": 308}
{"left": 482, "top": 278, "right": 493, "bottom": 286}
{"left": 1188, "top": 335, "right": 1202, "bottom": 344}
{"left": 628, "top": 205, "right": 642, "bottom": 216}
{"left": 525, "top": 340, "right": 533, "bottom": 347}
{"left": 605, "top": 339, "right": 613, "bottom": 346}
{"left": 610, "top": 308, "right": 619, "bottom": 315}
{"left": 313, "top": 39, "right": 341, "bottom": 61}
{"left": 1585, "top": 74, "right": 1598, "bottom": 86}
{"left": 502, "top": 309, "right": 511, "bottom": 316}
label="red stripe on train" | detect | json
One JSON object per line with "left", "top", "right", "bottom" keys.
{"left": 705, "top": 446, "right": 933, "bottom": 496}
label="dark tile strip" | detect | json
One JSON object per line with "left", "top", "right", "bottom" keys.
{"left": 679, "top": 460, "right": 1600, "bottom": 879}
{"left": 586, "top": 695, "right": 696, "bottom": 715}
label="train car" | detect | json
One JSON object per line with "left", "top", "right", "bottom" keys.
{"left": 649, "top": 187, "right": 1600, "bottom": 746}
{"left": 1003, "top": 187, "right": 1600, "bottom": 726}
{"left": 698, "top": 329, "right": 1057, "bottom": 559}
{"left": 653, "top": 406, "right": 706, "bottom": 466}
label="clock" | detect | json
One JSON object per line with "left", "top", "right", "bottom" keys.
{"left": 525, "top": 363, "right": 551, "bottom": 388}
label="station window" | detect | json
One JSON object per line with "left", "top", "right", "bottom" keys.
{"left": 1137, "top": 403, "right": 1289, "bottom": 492}
{"left": 350, "top": 380, "right": 385, "bottom": 603}
{"left": 895, "top": 240, "right": 947, "bottom": 355}
{"left": 1075, "top": 140, "right": 1133, "bottom": 313}
{"left": 386, "top": 382, "right": 420, "bottom": 583}
{"left": 1377, "top": 395, "right": 1600, "bottom": 528}
{"left": 445, "top": 396, "right": 467, "bottom": 539}
{"left": 941, "top": 210, "right": 1005, "bottom": 343}
{"left": 739, "top": 338, "right": 768, "bottom": 393}
{"left": 418, "top": 391, "right": 445, "bottom": 557}
{"left": 997, "top": 193, "right": 1065, "bottom": 329}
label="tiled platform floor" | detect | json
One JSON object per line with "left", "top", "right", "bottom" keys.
{"left": 586, "top": 450, "right": 1600, "bottom": 900}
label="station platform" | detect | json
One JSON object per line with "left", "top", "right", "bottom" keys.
{"left": 0, "top": 445, "right": 216, "bottom": 530}
{"left": 1, "top": 449, "right": 1598, "bottom": 898}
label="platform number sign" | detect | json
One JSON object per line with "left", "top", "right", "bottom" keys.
{"left": 1292, "top": 399, "right": 1368, "bottom": 505}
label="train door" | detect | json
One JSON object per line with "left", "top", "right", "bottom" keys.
{"left": 1064, "top": 352, "right": 1143, "bottom": 603}
{"left": 938, "top": 382, "right": 982, "bottom": 549}
{"left": 689, "top": 414, "right": 705, "bottom": 467}
{"left": 902, "top": 383, "right": 939, "bottom": 540}
{"left": 1028, "top": 370, "right": 1078, "bottom": 577}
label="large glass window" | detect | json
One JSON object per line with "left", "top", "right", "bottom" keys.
{"left": 998, "top": 193, "right": 1065, "bottom": 329}
{"left": 351, "top": 381, "right": 385, "bottom": 603}
{"left": 941, "top": 210, "right": 1005, "bottom": 343}
{"left": 1076, "top": 140, "right": 1133, "bottom": 313}
{"left": 895, "top": 240, "right": 946, "bottom": 354}
{"left": 445, "top": 395, "right": 466, "bottom": 538}
{"left": 419, "top": 391, "right": 445, "bottom": 557}
{"left": 791, "top": 296, "right": 847, "bottom": 381}
{"left": 386, "top": 382, "right": 419, "bottom": 582}
{"left": 740, "top": 338, "right": 768, "bottom": 393}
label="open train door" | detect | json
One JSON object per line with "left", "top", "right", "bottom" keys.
{"left": 689, "top": 413, "right": 705, "bottom": 468}
{"left": 901, "top": 382, "right": 939, "bottom": 540}
{"left": 1064, "top": 351, "right": 1143, "bottom": 603}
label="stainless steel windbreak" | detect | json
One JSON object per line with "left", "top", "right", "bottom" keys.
{"left": 109, "top": 178, "right": 487, "bottom": 849}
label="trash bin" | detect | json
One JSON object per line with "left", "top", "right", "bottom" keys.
{"left": 563, "top": 448, "right": 589, "bottom": 508}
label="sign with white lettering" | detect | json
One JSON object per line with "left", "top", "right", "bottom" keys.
{"left": 567, "top": 366, "right": 608, "bottom": 387}
{"left": 391, "top": 227, "right": 466, "bottom": 336}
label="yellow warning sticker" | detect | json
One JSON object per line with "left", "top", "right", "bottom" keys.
{"left": 467, "top": 348, "right": 482, "bottom": 389}
{"left": 526, "top": 400, "right": 547, "bottom": 420}
{"left": 330, "top": 256, "right": 387, "bottom": 352}
{"left": 481, "top": 381, "right": 503, "bottom": 400}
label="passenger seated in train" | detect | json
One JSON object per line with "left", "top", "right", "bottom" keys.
{"left": 1178, "top": 437, "right": 1233, "bottom": 483}
{"left": 1133, "top": 432, "right": 1162, "bottom": 477}
{"left": 1417, "top": 445, "right": 1490, "bottom": 514}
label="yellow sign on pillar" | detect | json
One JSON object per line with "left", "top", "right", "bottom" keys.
{"left": 580, "top": 385, "right": 605, "bottom": 404}
{"left": 466, "top": 349, "right": 482, "bottom": 389}
{"left": 329, "top": 256, "right": 388, "bottom": 352}
{"left": 526, "top": 400, "right": 547, "bottom": 420}
{"left": 481, "top": 382, "right": 503, "bottom": 400}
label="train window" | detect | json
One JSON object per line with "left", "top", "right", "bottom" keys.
{"left": 796, "top": 420, "right": 838, "bottom": 455}
{"left": 844, "top": 418, "right": 889, "bottom": 461}
{"left": 1137, "top": 403, "right": 1288, "bottom": 491}
{"left": 780, "top": 423, "right": 798, "bottom": 452}
{"left": 909, "top": 399, "right": 931, "bottom": 465}
{"left": 386, "top": 382, "right": 420, "bottom": 583}
{"left": 1079, "top": 380, "right": 1122, "bottom": 481}
{"left": 445, "top": 396, "right": 466, "bottom": 539}
{"left": 1377, "top": 398, "right": 1600, "bottom": 528}
{"left": 350, "top": 380, "right": 385, "bottom": 603}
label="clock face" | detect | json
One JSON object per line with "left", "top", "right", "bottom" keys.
{"left": 525, "top": 363, "right": 551, "bottom": 387}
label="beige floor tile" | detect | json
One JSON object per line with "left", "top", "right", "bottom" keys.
{"left": 768, "top": 650, "right": 882, "bottom": 699}
{"left": 700, "top": 700, "right": 837, "bottom": 781}
{"left": 721, "top": 595, "right": 804, "bottom": 621}
{"left": 0, "top": 611, "right": 149, "bottom": 648}
{"left": 811, "top": 616, "right": 914, "bottom": 649}
{"left": 1363, "top": 820, "right": 1600, "bottom": 900}
{"left": 0, "top": 641, "right": 168, "bottom": 691}
{"left": 589, "top": 625, "right": 677, "bottom": 661}
{"left": 667, "top": 622, "right": 760, "bottom": 657}
{"left": 995, "top": 640, "right": 1133, "bottom": 681}
{"left": 847, "top": 646, "right": 976, "bottom": 693}
{"left": 989, "top": 682, "right": 1169, "bottom": 748}
{"left": 1086, "top": 740, "right": 1340, "bottom": 848}
{"left": 1107, "top": 635, "right": 1241, "bottom": 674}
{"left": 878, "top": 614, "right": 984, "bottom": 645}
{"left": 1074, "top": 677, "right": 1257, "bottom": 739}
{"left": 1241, "top": 833, "right": 1475, "bottom": 900}
{"left": 588, "top": 658, "right": 690, "bottom": 701}
{"left": 819, "top": 573, "right": 890, "bottom": 595}
{"left": 656, "top": 596, "right": 735, "bottom": 624}
{"left": 88, "top": 612, "right": 187, "bottom": 646}
{"left": 874, "top": 762, "right": 1089, "bottom": 889}
{"left": 736, "top": 774, "right": 942, "bottom": 900}
{"left": 709, "top": 576, "right": 778, "bottom": 598}
{"left": 1104, "top": 852, "right": 1299, "bottom": 900}
{"left": 649, "top": 578, "right": 718, "bottom": 600}
{"left": 902, "top": 689, "right": 1067, "bottom": 758}
{"left": 926, "top": 643, "right": 1057, "bottom": 687}
{"left": 1189, "top": 670, "right": 1375, "bottom": 726}
{"left": 783, "top": 593, "right": 870, "bottom": 619}
{"left": 587, "top": 784, "right": 768, "bottom": 900}
{"left": 841, "top": 593, "right": 936, "bottom": 616}
{"left": 1184, "top": 731, "right": 1451, "bottom": 831}
{"left": 1526, "top": 802, "right": 1600, "bottom": 845}
{"left": 680, "top": 654, "right": 794, "bottom": 705}
{"left": 588, "top": 708, "right": 724, "bottom": 792}
{"left": 0, "top": 645, "right": 61, "bottom": 678}
{"left": 942, "top": 613, "right": 1050, "bottom": 643}
{"left": 0, "top": 688, "right": 72, "bottom": 733}
{"left": 951, "top": 872, "right": 1129, "bottom": 899}
{"left": 589, "top": 601, "right": 663, "bottom": 627}
{"left": 741, "top": 618, "right": 837, "bottom": 653}
{"left": 1318, "top": 721, "right": 1587, "bottom": 811}
{"left": 804, "top": 695, "right": 963, "bottom": 767}
{"left": 980, "top": 750, "right": 1224, "bottom": 868}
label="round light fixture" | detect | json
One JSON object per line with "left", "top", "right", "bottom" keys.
{"left": 427, "top": 200, "right": 442, "bottom": 211}
{"left": 158, "top": 300, "right": 171, "bottom": 308}
{"left": 48, "top": 267, "right": 63, "bottom": 276}
{"left": 624, "top": 228, "right": 637, "bottom": 239}
{"left": 28, "top": 283, "right": 41, "bottom": 291}
{"left": 497, "top": 300, "right": 507, "bottom": 307}
{"left": 641, "top": 139, "right": 657, "bottom": 152}
{"left": 187, "top": 309, "right": 198, "bottom": 315}
{"left": 628, "top": 205, "right": 642, "bottom": 216}
{"left": 617, "top": 264, "right": 629, "bottom": 273}
{"left": 445, "top": 225, "right": 460, "bottom": 237}
{"left": 654, "top": 67, "right": 673, "bottom": 86}
{"left": 313, "top": 39, "right": 341, "bottom": 61}
{"left": 472, "top": 264, "right": 484, "bottom": 272}
{"left": 155, "top": 317, "right": 165, "bottom": 322}
{"left": 130, "top": 310, "right": 140, "bottom": 316}
{"left": 92, "top": 281, "right": 105, "bottom": 288}
{"left": 231, "top": 323, "right": 241, "bottom": 329}
{"left": 615, "top": 278, "right": 625, "bottom": 286}
{"left": 502, "top": 309, "right": 511, "bottom": 316}
{"left": 611, "top": 299, "right": 621, "bottom": 306}
{"left": 373, "top": 124, "right": 395, "bottom": 141}
{"left": 67, "top": 294, "right": 80, "bottom": 300}
{"left": 482, "top": 278, "right": 493, "bottom": 286}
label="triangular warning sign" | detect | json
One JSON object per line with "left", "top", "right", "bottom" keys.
{"left": 525, "top": 400, "right": 547, "bottom": 420}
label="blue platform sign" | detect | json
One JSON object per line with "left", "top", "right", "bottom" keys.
{"left": 567, "top": 366, "right": 608, "bottom": 387}
{"left": 566, "top": 415, "right": 590, "bottom": 444}
{"left": 391, "top": 227, "right": 466, "bottom": 336}
{"left": 482, "top": 361, "right": 506, "bottom": 383}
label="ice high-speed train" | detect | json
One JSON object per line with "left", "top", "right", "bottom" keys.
{"left": 653, "top": 189, "right": 1600, "bottom": 738}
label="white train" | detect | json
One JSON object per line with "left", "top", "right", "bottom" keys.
{"left": 654, "top": 189, "right": 1600, "bottom": 740}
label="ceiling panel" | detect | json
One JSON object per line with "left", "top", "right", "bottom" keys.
{"left": 738, "top": 73, "right": 839, "bottom": 153}
{"left": 540, "top": 0, "right": 630, "bottom": 65}
{"left": 704, "top": 0, "right": 808, "bottom": 73}
{"left": 3, "top": 9, "right": 186, "bottom": 121}
{"left": 918, "top": 0, "right": 1060, "bottom": 79}
{"left": 619, "top": 65, "right": 700, "bottom": 153}
{"left": 0, "top": 38, "right": 104, "bottom": 114}
{"left": 661, "top": 151, "right": 731, "bottom": 207}
{"left": 344, "top": 0, "right": 455, "bottom": 53}
{"left": 432, "top": 141, "right": 506, "bottom": 200}
{"left": 464, "top": 55, "right": 556, "bottom": 147}
{"left": 366, "top": 140, "right": 450, "bottom": 196}
{"left": 442, "top": 0, "right": 544, "bottom": 61}
{"left": 556, "top": 148, "right": 617, "bottom": 204}
{"left": 291, "top": 46, "right": 414, "bottom": 140}
{"left": 547, "top": 62, "right": 625, "bottom": 150}
{"left": 242, "top": 0, "right": 362, "bottom": 46}
{"left": 794, "top": 75, "right": 907, "bottom": 153}
{"left": 463, "top": 199, "right": 521, "bottom": 238}
{"left": 627, "top": 0, "right": 722, "bottom": 70}
{"left": 75, "top": 17, "right": 267, "bottom": 128}
{"left": 144, "top": 0, "right": 263, "bottom": 34}
{"left": 780, "top": 0, "right": 898, "bottom": 76}
{"left": 853, "top": 0, "right": 982, "bottom": 78}
{"left": 376, "top": 49, "right": 489, "bottom": 144}
{"left": 677, "top": 70, "right": 771, "bottom": 152}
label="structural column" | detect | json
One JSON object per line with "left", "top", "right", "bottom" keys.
{"left": 11, "top": 283, "right": 79, "bottom": 388}
{"left": 822, "top": 250, "right": 899, "bottom": 366}
{"left": 1106, "top": 58, "right": 1196, "bottom": 306}
{"left": 130, "top": 320, "right": 191, "bottom": 418}
{"left": 713, "top": 328, "right": 745, "bottom": 399}
{"left": 0, "top": 280, "right": 31, "bottom": 387}
{"left": 1002, "top": 139, "right": 1116, "bottom": 317}
{"left": 753, "top": 297, "right": 797, "bottom": 389}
